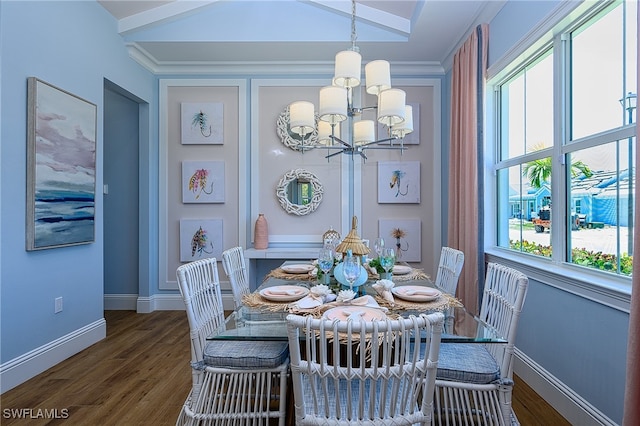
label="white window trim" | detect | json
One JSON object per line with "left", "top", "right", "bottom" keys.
{"left": 484, "top": 0, "right": 632, "bottom": 313}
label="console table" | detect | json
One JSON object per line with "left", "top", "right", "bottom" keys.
{"left": 244, "top": 248, "right": 320, "bottom": 289}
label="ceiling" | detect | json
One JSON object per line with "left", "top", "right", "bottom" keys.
{"left": 97, "top": 0, "right": 505, "bottom": 74}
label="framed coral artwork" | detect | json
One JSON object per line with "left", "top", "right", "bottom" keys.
{"left": 378, "top": 219, "right": 421, "bottom": 262}
{"left": 179, "top": 219, "right": 223, "bottom": 262}
{"left": 377, "top": 160, "right": 420, "bottom": 204}
{"left": 181, "top": 102, "right": 224, "bottom": 144}
{"left": 182, "top": 160, "right": 225, "bottom": 203}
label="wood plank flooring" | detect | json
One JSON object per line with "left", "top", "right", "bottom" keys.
{"left": 1, "top": 310, "right": 570, "bottom": 425}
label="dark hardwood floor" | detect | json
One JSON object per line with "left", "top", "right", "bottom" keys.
{"left": 1, "top": 310, "right": 570, "bottom": 425}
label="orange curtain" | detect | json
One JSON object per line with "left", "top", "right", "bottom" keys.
{"left": 448, "top": 24, "right": 488, "bottom": 315}
{"left": 622, "top": 6, "right": 640, "bottom": 424}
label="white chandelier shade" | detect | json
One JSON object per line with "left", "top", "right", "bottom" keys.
{"left": 391, "top": 105, "right": 414, "bottom": 138}
{"left": 377, "top": 88, "right": 406, "bottom": 127}
{"left": 319, "top": 86, "right": 348, "bottom": 124}
{"left": 334, "top": 50, "right": 361, "bottom": 89}
{"left": 365, "top": 60, "right": 391, "bottom": 95}
{"left": 354, "top": 120, "right": 375, "bottom": 146}
{"left": 289, "top": 101, "right": 315, "bottom": 137}
{"left": 318, "top": 120, "right": 340, "bottom": 145}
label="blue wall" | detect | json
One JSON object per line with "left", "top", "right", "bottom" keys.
{"left": 0, "top": 1, "right": 156, "bottom": 364}
{"left": 488, "top": 1, "right": 629, "bottom": 423}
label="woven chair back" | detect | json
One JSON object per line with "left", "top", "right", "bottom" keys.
{"left": 287, "top": 312, "right": 444, "bottom": 425}
{"left": 434, "top": 247, "right": 465, "bottom": 296}
{"left": 222, "top": 246, "right": 250, "bottom": 309}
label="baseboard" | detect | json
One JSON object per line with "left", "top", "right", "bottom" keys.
{"left": 514, "top": 348, "right": 616, "bottom": 425}
{"left": 135, "top": 293, "right": 236, "bottom": 313}
{"left": 136, "top": 294, "right": 185, "bottom": 312}
{"left": 104, "top": 293, "right": 138, "bottom": 310}
{"left": 0, "top": 318, "right": 106, "bottom": 394}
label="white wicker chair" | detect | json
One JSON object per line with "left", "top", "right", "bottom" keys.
{"left": 221, "top": 246, "right": 250, "bottom": 309}
{"left": 434, "top": 247, "right": 465, "bottom": 296}
{"left": 176, "top": 257, "right": 289, "bottom": 425}
{"left": 286, "top": 311, "right": 445, "bottom": 425}
{"left": 433, "top": 262, "right": 529, "bottom": 425}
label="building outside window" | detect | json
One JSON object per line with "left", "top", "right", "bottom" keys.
{"left": 491, "top": 0, "right": 637, "bottom": 277}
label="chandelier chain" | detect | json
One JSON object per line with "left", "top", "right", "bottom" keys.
{"left": 350, "top": 0, "right": 358, "bottom": 51}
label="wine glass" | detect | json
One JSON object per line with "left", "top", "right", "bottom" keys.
{"left": 380, "top": 248, "right": 395, "bottom": 280}
{"left": 374, "top": 237, "right": 385, "bottom": 259}
{"left": 318, "top": 248, "right": 334, "bottom": 285}
{"left": 343, "top": 256, "right": 360, "bottom": 291}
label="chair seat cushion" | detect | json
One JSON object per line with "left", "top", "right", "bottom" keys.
{"left": 204, "top": 340, "right": 289, "bottom": 369}
{"left": 300, "top": 376, "right": 426, "bottom": 422}
{"left": 436, "top": 343, "right": 500, "bottom": 384}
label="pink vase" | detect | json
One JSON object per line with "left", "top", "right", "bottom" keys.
{"left": 254, "top": 214, "right": 269, "bottom": 249}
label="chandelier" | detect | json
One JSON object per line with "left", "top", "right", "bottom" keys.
{"left": 287, "top": 0, "right": 413, "bottom": 161}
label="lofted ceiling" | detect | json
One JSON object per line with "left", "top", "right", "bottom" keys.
{"left": 98, "top": 0, "right": 505, "bottom": 74}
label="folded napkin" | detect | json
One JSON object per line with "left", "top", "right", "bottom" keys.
{"left": 291, "top": 295, "right": 322, "bottom": 310}
{"left": 347, "top": 295, "right": 388, "bottom": 312}
{"left": 291, "top": 284, "right": 333, "bottom": 310}
{"left": 372, "top": 279, "right": 395, "bottom": 305}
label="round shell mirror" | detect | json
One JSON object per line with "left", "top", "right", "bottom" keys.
{"left": 276, "top": 169, "right": 324, "bottom": 216}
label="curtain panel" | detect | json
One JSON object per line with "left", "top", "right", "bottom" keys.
{"left": 448, "top": 24, "right": 488, "bottom": 315}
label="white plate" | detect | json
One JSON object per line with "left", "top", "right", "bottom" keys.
{"left": 259, "top": 286, "right": 309, "bottom": 302}
{"left": 323, "top": 306, "right": 387, "bottom": 322}
{"left": 392, "top": 265, "right": 412, "bottom": 275}
{"left": 281, "top": 264, "right": 315, "bottom": 274}
{"left": 391, "top": 286, "right": 442, "bottom": 302}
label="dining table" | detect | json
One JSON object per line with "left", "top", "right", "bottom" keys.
{"left": 210, "top": 260, "right": 507, "bottom": 344}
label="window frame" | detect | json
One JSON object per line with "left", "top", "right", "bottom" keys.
{"left": 484, "top": 0, "right": 633, "bottom": 310}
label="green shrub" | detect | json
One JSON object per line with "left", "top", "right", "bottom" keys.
{"left": 509, "top": 240, "right": 632, "bottom": 276}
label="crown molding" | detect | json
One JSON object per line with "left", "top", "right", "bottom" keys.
{"left": 126, "top": 43, "right": 444, "bottom": 76}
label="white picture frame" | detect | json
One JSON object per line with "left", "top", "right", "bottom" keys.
{"left": 378, "top": 219, "right": 421, "bottom": 262}
{"left": 181, "top": 102, "right": 224, "bottom": 144}
{"left": 377, "top": 160, "right": 421, "bottom": 204}
{"left": 179, "top": 218, "right": 223, "bottom": 262}
{"left": 182, "top": 160, "right": 225, "bottom": 203}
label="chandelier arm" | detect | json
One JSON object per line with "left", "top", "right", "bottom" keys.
{"left": 361, "top": 146, "right": 407, "bottom": 151}
{"left": 325, "top": 150, "right": 347, "bottom": 159}
{"left": 358, "top": 137, "right": 398, "bottom": 148}
{"left": 330, "top": 135, "right": 352, "bottom": 148}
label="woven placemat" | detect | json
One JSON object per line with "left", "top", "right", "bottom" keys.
{"left": 366, "top": 268, "right": 431, "bottom": 282}
{"left": 242, "top": 293, "right": 405, "bottom": 319}
{"left": 374, "top": 293, "right": 462, "bottom": 312}
{"left": 263, "top": 268, "right": 315, "bottom": 282}
{"left": 242, "top": 293, "right": 293, "bottom": 312}
{"left": 264, "top": 267, "right": 429, "bottom": 283}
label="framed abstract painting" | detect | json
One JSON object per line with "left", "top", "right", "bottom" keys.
{"left": 26, "top": 77, "right": 97, "bottom": 251}
{"left": 378, "top": 219, "right": 421, "bottom": 262}
{"left": 179, "top": 218, "right": 223, "bottom": 262}
{"left": 181, "top": 102, "right": 224, "bottom": 144}
{"left": 182, "top": 160, "right": 225, "bottom": 203}
{"left": 377, "top": 160, "right": 421, "bottom": 204}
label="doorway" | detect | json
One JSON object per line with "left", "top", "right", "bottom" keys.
{"left": 103, "top": 82, "right": 140, "bottom": 309}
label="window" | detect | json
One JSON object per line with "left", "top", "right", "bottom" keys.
{"left": 492, "top": 1, "right": 637, "bottom": 277}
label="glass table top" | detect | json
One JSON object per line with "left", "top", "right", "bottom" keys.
{"left": 210, "top": 271, "right": 506, "bottom": 344}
